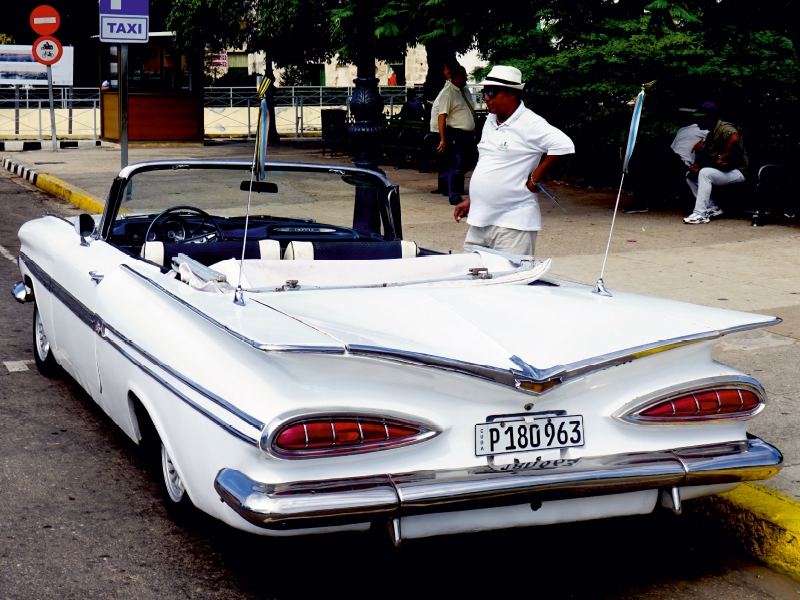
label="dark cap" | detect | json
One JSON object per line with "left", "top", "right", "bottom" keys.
{"left": 693, "top": 101, "right": 718, "bottom": 117}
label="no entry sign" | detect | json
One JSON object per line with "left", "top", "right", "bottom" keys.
{"left": 32, "top": 35, "right": 63, "bottom": 66}
{"left": 30, "top": 5, "right": 60, "bottom": 36}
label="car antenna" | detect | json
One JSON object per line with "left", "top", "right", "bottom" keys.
{"left": 592, "top": 81, "right": 653, "bottom": 297}
{"left": 234, "top": 75, "right": 273, "bottom": 306}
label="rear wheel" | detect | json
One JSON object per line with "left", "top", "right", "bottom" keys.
{"left": 32, "top": 303, "right": 63, "bottom": 378}
{"left": 135, "top": 401, "right": 200, "bottom": 526}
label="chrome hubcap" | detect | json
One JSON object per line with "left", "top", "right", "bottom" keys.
{"left": 35, "top": 310, "right": 50, "bottom": 362}
{"left": 161, "top": 443, "right": 185, "bottom": 502}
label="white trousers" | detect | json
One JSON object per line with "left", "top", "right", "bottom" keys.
{"left": 686, "top": 167, "right": 745, "bottom": 214}
{"left": 463, "top": 225, "right": 538, "bottom": 255}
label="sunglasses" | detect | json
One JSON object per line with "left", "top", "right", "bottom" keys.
{"left": 482, "top": 88, "right": 504, "bottom": 98}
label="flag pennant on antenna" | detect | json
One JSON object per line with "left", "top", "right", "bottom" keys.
{"left": 622, "top": 89, "right": 645, "bottom": 174}
{"left": 592, "top": 84, "right": 650, "bottom": 297}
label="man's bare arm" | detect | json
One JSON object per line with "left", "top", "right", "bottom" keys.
{"left": 525, "top": 155, "right": 565, "bottom": 192}
{"left": 437, "top": 114, "right": 448, "bottom": 153}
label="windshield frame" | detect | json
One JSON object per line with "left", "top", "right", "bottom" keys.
{"left": 98, "top": 160, "right": 399, "bottom": 242}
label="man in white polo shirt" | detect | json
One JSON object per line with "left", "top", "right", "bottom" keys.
{"left": 454, "top": 65, "right": 574, "bottom": 255}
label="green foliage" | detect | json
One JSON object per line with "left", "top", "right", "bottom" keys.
{"left": 471, "top": 0, "right": 799, "bottom": 183}
{"left": 278, "top": 65, "right": 305, "bottom": 86}
{"left": 0, "top": 33, "right": 14, "bottom": 44}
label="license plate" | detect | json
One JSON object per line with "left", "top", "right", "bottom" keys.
{"left": 475, "top": 415, "right": 585, "bottom": 456}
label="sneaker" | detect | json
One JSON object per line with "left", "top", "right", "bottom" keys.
{"left": 624, "top": 205, "right": 649, "bottom": 214}
{"left": 684, "top": 212, "right": 710, "bottom": 224}
{"left": 707, "top": 207, "right": 723, "bottom": 218}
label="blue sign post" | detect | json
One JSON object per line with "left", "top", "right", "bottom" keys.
{"left": 99, "top": 0, "right": 149, "bottom": 43}
{"left": 99, "top": 0, "right": 148, "bottom": 168}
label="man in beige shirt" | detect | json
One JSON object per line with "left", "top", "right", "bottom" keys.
{"left": 430, "top": 65, "right": 476, "bottom": 205}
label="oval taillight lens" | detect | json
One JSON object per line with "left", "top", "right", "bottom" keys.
{"left": 272, "top": 417, "right": 436, "bottom": 457}
{"left": 636, "top": 387, "right": 763, "bottom": 421}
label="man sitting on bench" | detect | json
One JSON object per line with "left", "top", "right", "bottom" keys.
{"left": 683, "top": 101, "right": 749, "bottom": 225}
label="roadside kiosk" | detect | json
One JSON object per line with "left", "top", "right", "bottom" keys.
{"left": 99, "top": 32, "right": 203, "bottom": 145}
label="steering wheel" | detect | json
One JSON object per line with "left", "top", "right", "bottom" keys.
{"left": 144, "top": 206, "right": 224, "bottom": 244}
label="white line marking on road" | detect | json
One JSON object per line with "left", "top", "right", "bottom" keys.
{"left": 0, "top": 245, "right": 16, "bottom": 263}
{"left": 4, "top": 360, "right": 35, "bottom": 372}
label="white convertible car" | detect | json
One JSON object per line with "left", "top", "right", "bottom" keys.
{"left": 13, "top": 160, "right": 782, "bottom": 544}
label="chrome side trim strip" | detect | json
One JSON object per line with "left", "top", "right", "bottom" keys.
{"left": 120, "top": 264, "right": 346, "bottom": 355}
{"left": 20, "top": 252, "right": 96, "bottom": 329}
{"left": 215, "top": 437, "right": 782, "bottom": 530}
{"left": 18, "top": 253, "right": 260, "bottom": 444}
{"left": 103, "top": 324, "right": 264, "bottom": 430}
{"left": 42, "top": 212, "right": 75, "bottom": 227}
{"left": 103, "top": 336, "right": 258, "bottom": 446}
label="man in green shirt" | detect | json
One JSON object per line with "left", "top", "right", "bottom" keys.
{"left": 683, "top": 102, "right": 748, "bottom": 224}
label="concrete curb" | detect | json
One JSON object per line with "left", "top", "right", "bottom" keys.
{"left": 697, "top": 483, "right": 800, "bottom": 581}
{"left": 2, "top": 156, "right": 105, "bottom": 214}
{"left": 0, "top": 140, "right": 102, "bottom": 152}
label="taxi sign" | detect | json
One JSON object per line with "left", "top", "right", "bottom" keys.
{"left": 99, "top": 0, "right": 149, "bottom": 43}
{"left": 30, "top": 5, "right": 60, "bottom": 36}
{"left": 32, "top": 35, "right": 63, "bottom": 66}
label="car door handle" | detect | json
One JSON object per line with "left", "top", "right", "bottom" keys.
{"left": 89, "top": 271, "right": 104, "bottom": 284}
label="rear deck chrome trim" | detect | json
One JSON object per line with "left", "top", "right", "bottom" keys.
{"left": 215, "top": 437, "right": 782, "bottom": 530}
{"left": 120, "top": 261, "right": 781, "bottom": 397}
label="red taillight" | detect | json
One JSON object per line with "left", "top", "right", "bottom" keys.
{"left": 272, "top": 417, "right": 435, "bottom": 457}
{"left": 636, "top": 388, "right": 762, "bottom": 421}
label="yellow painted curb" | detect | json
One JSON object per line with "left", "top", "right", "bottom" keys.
{"left": 714, "top": 483, "right": 800, "bottom": 580}
{"left": 35, "top": 173, "right": 106, "bottom": 214}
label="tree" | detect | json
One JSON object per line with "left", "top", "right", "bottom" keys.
{"left": 467, "top": 0, "right": 799, "bottom": 184}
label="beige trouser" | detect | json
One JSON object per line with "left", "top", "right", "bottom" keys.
{"left": 463, "top": 225, "right": 538, "bottom": 256}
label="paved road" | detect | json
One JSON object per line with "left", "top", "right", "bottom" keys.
{"left": 1, "top": 168, "right": 799, "bottom": 599}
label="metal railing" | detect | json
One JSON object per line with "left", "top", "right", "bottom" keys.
{"left": 0, "top": 98, "right": 98, "bottom": 139}
{"left": 0, "top": 85, "right": 487, "bottom": 139}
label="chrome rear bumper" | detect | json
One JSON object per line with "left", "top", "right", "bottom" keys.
{"left": 214, "top": 437, "right": 782, "bottom": 530}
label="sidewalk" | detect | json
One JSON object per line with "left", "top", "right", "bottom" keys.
{"left": 4, "top": 141, "right": 800, "bottom": 573}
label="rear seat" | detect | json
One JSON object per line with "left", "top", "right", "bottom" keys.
{"left": 284, "top": 240, "right": 418, "bottom": 260}
{"left": 141, "top": 240, "right": 280, "bottom": 266}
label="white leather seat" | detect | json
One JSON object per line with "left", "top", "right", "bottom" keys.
{"left": 283, "top": 240, "right": 418, "bottom": 260}
{"left": 140, "top": 239, "right": 280, "bottom": 266}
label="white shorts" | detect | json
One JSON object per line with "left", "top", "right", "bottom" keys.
{"left": 463, "top": 224, "right": 538, "bottom": 255}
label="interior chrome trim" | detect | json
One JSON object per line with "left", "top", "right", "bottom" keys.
{"left": 19, "top": 253, "right": 260, "bottom": 444}
{"left": 215, "top": 437, "right": 782, "bottom": 529}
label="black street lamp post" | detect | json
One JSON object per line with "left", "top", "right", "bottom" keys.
{"left": 348, "top": 0, "right": 384, "bottom": 234}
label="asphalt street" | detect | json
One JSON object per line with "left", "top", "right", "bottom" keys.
{"left": 1, "top": 168, "right": 799, "bottom": 599}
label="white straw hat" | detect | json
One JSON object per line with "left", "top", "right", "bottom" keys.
{"left": 478, "top": 65, "right": 525, "bottom": 90}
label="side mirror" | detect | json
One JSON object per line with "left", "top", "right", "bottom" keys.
{"left": 74, "top": 213, "right": 96, "bottom": 246}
